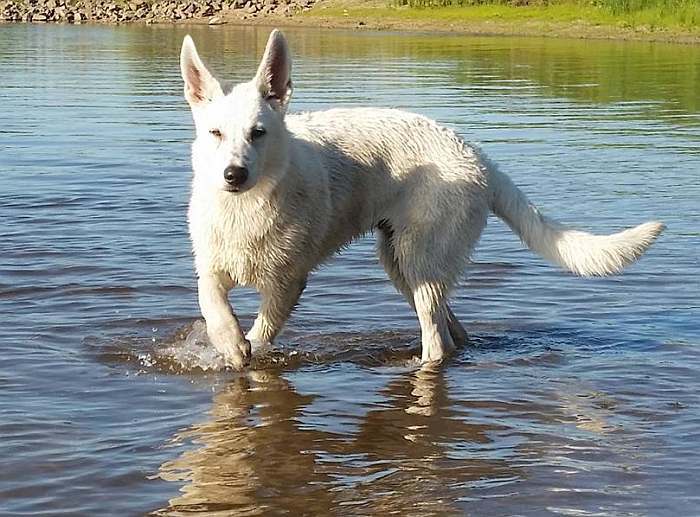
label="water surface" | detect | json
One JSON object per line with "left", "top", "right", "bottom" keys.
{"left": 1, "top": 24, "right": 699, "bottom": 515}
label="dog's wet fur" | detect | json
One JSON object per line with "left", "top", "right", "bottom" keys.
{"left": 181, "top": 30, "right": 664, "bottom": 368}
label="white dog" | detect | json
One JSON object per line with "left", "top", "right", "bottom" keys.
{"left": 180, "top": 30, "right": 664, "bottom": 368}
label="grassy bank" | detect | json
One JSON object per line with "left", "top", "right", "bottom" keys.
{"left": 302, "top": 0, "right": 700, "bottom": 42}
{"left": 393, "top": 0, "right": 699, "bottom": 30}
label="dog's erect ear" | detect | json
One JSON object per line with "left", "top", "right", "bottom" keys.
{"left": 180, "top": 35, "right": 223, "bottom": 107}
{"left": 254, "top": 29, "right": 292, "bottom": 113}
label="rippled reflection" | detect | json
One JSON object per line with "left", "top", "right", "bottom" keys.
{"left": 155, "top": 365, "right": 519, "bottom": 515}
{"left": 151, "top": 341, "right": 696, "bottom": 516}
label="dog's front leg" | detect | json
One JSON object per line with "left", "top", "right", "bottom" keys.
{"left": 198, "top": 272, "right": 251, "bottom": 368}
{"left": 246, "top": 278, "right": 307, "bottom": 348}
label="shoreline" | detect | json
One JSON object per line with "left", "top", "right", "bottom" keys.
{"left": 273, "top": 0, "right": 700, "bottom": 45}
{"left": 2, "top": 0, "right": 699, "bottom": 44}
{"left": 278, "top": 6, "right": 700, "bottom": 45}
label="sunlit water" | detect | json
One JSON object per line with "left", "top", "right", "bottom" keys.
{"left": 1, "top": 24, "right": 699, "bottom": 515}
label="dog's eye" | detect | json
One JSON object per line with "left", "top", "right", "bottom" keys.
{"left": 250, "top": 127, "right": 266, "bottom": 140}
{"left": 209, "top": 129, "right": 223, "bottom": 139}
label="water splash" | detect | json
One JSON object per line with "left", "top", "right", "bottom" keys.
{"left": 93, "top": 321, "right": 424, "bottom": 374}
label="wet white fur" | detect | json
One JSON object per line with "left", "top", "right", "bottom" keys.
{"left": 181, "top": 30, "right": 665, "bottom": 368}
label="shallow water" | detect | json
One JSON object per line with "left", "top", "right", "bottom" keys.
{"left": 1, "top": 24, "right": 699, "bottom": 515}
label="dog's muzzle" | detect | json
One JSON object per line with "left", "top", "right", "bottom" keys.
{"left": 223, "top": 165, "right": 248, "bottom": 191}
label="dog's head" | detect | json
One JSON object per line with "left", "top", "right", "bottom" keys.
{"left": 180, "top": 30, "right": 292, "bottom": 194}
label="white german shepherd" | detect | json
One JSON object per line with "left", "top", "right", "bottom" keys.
{"left": 180, "top": 30, "right": 664, "bottom": 368}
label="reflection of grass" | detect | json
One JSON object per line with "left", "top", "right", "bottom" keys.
{"left": 289, "top": 21, "right": 700, "bottom": 115}
{"left": 307, "top": 0, "right": 700, "bottom": 35}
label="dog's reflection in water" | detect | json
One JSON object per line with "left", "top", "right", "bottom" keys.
{"left": 155, "top": 366, "right": 516, "bottom": 515}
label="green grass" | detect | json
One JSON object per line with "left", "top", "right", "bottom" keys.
{"left": 308, "top": 0, "right": 700, "bottom": 34}
{"left": 396, "top": 0, "right": 700, "bottom": 29}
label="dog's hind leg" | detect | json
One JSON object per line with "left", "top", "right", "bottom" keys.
{"left": 377, "top": 224, "right": 465, "bottom": 361}
{"left": 246, "top": 277, "right": 307, "bottom": 349}
{"left": 412, "top": 281, "right": 455, "bottom": 363}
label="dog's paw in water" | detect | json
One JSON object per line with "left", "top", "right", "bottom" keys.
{"left": 221, "top": 339, "right": 252, "bottom": 369}
{"left": 207, "top": 324, "right": 252, "bottom": 368}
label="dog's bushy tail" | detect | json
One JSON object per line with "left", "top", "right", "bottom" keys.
{"left": 488, "top": 166, "right": 665, "bottom": 276}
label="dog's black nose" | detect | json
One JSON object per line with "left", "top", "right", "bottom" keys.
{"left": 223, "top": 166, "right": 248, "bottom": 189}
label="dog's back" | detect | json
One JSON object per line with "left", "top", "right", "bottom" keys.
{"left": 285, "top": 108, "right": 492, "bottom": 262}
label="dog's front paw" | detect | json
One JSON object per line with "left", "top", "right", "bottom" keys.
{"left": 219, "top": 339, "right": 252, "bottom": 369}
{"left": 205, "top": 321, "right": 252, "bottom": 369}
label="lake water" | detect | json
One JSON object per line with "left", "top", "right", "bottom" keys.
{"left": 1, "top": 23, "right": 699, "bottom": 515}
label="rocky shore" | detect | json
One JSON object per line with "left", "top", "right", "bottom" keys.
{"left": 2, "top": 0, "right": 696, "bottom": 45}
{"left": 0, "top": 0, "right": 314, "bottom": 23}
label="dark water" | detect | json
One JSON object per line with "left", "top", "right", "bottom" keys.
{"left": 1, "top": 24, "right": 699, "bottom": 515}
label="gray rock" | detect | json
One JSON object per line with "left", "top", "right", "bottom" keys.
{"left": 3, "top": 0, "right": 315, "bottom": 24}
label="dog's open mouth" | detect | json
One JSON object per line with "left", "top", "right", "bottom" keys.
{"left": 222, "top": 186, "right": 241, "bottom": 193}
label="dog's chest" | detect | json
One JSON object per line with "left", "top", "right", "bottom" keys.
{"left": 189, "top": 195, "right": 302, "bottom": 287}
